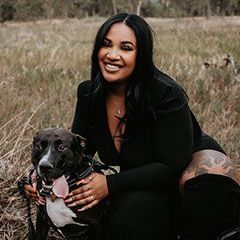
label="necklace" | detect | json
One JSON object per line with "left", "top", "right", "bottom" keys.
{"left": 113, "top": 97, "right": 125, "bottom": 119}
{"left": 106, "top": 94, "right": 126, "bottom": 146}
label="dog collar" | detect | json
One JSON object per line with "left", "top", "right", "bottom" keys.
{"left": 67, "top": 154, "right": 94, "bottom": 188}
{"left": 39, "top": 155, "right": 94, "bottom": 198}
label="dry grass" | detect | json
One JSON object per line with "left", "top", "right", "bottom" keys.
{"left": 0, "top": 16, "right": 239, "bottom": 239}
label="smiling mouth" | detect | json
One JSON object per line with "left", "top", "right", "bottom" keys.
{"left": 104, "top": 63, "right": 123, "bottom": 72}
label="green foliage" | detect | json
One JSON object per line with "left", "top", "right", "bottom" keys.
{"left": 1, "top": 0, "right": 239, "bottom": 22}
{"left": 14, "top": 0, "right": 44, "bottom": 20}
{"left": 168, "top": 0, "right": 240, "bottom": 17}
{"left": 0, "top": 0, "right": 15, "bottom": 22}
{"left": 73, "top": 0, "right": 98, "bottom": 17}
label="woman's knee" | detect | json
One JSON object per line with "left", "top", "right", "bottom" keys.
{"left": 179, "top": 149, "right": 237, "bottom": 188}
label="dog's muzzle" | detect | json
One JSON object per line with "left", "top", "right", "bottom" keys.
{"left": 38, "top": 155, "right": 95, "bottom": 200}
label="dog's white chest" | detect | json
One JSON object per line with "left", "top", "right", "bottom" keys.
{"left": 46, "top": 198, "right": 77, "bottom": 227}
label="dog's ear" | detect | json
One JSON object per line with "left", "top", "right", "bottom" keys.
{"left": 33, "top": 131, "right": 40, "bottom": 141}
{"left": 31, "top": 131, "right": 40, "bottom": 167}
{"left": 75, "top": 134, "right": 87, "bottom": 150}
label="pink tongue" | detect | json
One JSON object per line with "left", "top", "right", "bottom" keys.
{"left": 52, "top": 175, "right": 69, "bottom": 198}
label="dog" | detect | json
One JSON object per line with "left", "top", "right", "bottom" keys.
{"left": 31, "top": 127, "right": 105, "bottom": 240}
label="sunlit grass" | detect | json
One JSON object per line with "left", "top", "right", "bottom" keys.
{"left": 0, "top": 17, "right": 239, "bottom": 239}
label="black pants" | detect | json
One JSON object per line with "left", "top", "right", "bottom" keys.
{"left": 101, "top": 190, "right": 179, "bottom": 240}
{"left": 179, "top": 174, "right": 240, "bottom": 240}
{"left": 99, "top": 175, "right": 239, "bottom": 240}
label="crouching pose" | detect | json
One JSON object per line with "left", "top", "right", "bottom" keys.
{"left": 180, "top": 135, "right": 240, "bottom": 240}
{"left": 23, "top": 13, "right": 240, "bottom": 240}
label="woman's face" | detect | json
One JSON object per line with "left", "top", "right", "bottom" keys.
{"left": 98, "top": 23, "right": 137, "bottom": 86}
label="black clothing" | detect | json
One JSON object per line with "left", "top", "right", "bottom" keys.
{"left": 72, "top": 76, "right": 193, "bottom": 194}
{"left": 179, "top": 174, "right": 240, "bottom": 240}
{"left": 71, "top": 74, "right": 240, "bottom": 240}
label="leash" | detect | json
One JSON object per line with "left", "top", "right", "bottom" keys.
{"left": 83, "top": 154, "right": 119, "bottom": 174}
{"left": 17, "top": 168, "right": 36, "bottom": 240}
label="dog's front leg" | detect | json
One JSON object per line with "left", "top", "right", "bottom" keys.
{"left": 35, "top": 205, "right": 50, "bottom": 240}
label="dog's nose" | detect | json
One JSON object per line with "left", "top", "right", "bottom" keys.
{"left": 39, "top": 162, "right": 54, "bottom": 174}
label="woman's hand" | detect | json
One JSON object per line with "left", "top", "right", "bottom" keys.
{"left": 23, "top": 170, "right": 45, "bottom": 205}
{"left": 65, "top": 173, "right": 109, "bottom": 211}
{"left": 24, "top": 183, "right": 38, "bottom": 201}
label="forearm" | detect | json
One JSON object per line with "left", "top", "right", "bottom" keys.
{"left": 106, "top": 162, "right": 177, "bottom": 195}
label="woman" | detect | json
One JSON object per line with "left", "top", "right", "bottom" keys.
{"left": 25, "top": 13, "right": 240, "bottom": 240}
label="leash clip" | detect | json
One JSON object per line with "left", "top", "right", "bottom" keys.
{"left": 39, "top": 184, "right": 53, "bottom": 198}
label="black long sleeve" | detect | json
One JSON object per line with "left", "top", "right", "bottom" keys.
{"left": 71, "top": 80, "right": 193, "bottom": 196}
{"left": 106, "top": 102, "right": 193, "bottom": 195}
{"left": 71, "top": 81, "right": 97, "bottom": 157}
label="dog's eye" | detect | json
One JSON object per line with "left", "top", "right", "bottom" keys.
{"left": 57, "top": 144, "right": 68, "bottom": 152}
{"left": 34, "top": 143, "right": 42, "bottom": 152}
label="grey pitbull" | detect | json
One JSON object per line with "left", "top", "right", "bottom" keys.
{"left": 31, "top": 128, "right": 105, "bottom": 240}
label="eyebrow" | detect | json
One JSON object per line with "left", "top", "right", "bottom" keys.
{"left": 104, "top": 37, "right": 136, "bottom": 47}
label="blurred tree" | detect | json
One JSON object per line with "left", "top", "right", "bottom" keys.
{"left": 0, "top": 0, "right": 15, "bottom": 22}
{"left": 112, "top": 0, "right": 117, "bottom": 14}
{"left": 14, "top": 0, "right": 44, "bottom": 20}
{"left": 42, "top": 0, "right": 73, "bottom": 18}
{"left": 206, "top": 0, "right": 212, "bottom": 17}
{"left": 1, "top": 0, "right": 239, "bottom": 21}
{"left": 218, "top": 0, "right": 239, "bottom": 15}
{"left": 73, "top": 0, "right": 97, "bottom": 17}
{"left": 95, "top": 0, "right": 109, "bottom": 15}
{"left": 168, "top": 0, "right": 240, "bottom": 17}
{"left": 115, "top": 0, "right": 150, "bottom": 15}
{"left": 136, "top": 0, "right": 142, "bottom": 15}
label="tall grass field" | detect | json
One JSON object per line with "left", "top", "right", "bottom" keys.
{"left": 0, "top": 16, "right": 240, "bottom": 239}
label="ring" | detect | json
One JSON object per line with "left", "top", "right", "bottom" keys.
{"left": 91, "top": 195, "right": 95, "bottom": 201}
{"left": 89, "top": 176, "right": 92, "bottom": 181}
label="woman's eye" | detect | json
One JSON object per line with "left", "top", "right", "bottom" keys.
{"left": 57, "top": 144, "right": 68, "bottom": 152}
{"left": 122, "top": 45, "right": 133, "bottom": 51}
{"left": 102, "top": 39, "right": 111, "bottom": 47}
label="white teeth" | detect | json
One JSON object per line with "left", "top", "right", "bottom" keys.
{"left": 105, "top": 63, "right": 120, "bottom": 72}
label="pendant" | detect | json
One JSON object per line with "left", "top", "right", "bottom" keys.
{"left": 114, "top": 109, "right": 122, "bottom": 119}
{"left": 51, "top": 193, "right": 57, "bottom": 202}
{"left": 116, "top": 109, "right": 121, "bottom": 117}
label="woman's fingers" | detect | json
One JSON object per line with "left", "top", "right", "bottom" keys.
{"left": 24, "top": 184, "right": 38, "bottom": 199}
{"left": 75, "top": 174, "right": 95, "bottom": 186}
{"left": 37, "top": 196, "right": 46, "bottom": 205}
{"left": 65, "top": 188, "right": 93, "bottom": 203}
{"left": 69, "top": 183, "right": 93, "bottom": 196}
{"left": 24, "top": 184, "right": 36, "bottom": 194}
{"left": 22, "top": 170, "right": 38, "bottom": 200}
{"left": 78, "top": 199, "right": 99, "bottom": 212}
{"left": 72, "top": 173, "right": 99, "bottom": 195}
{"left": 31, "top": 169, "right": 37, "bottom": 186}
{"left": 67, "top": 194, "right": 97, "bottom": 207}
{"left": 65, "top": 173, "right": 108, "bottom": 210}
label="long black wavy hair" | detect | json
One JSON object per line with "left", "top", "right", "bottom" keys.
{"left": 90, "top": 13, "right": 157, "bottom": 120}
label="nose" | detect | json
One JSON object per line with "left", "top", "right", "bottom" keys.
{"left": 107, "top": 49, "right": 120, "bottom": 60}
{"left": 39, "top": 161, "right": 54, "bottom": 174}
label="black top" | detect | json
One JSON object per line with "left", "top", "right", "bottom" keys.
{"left": 71, "top": 72, "right": 202, "bottom": 196}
